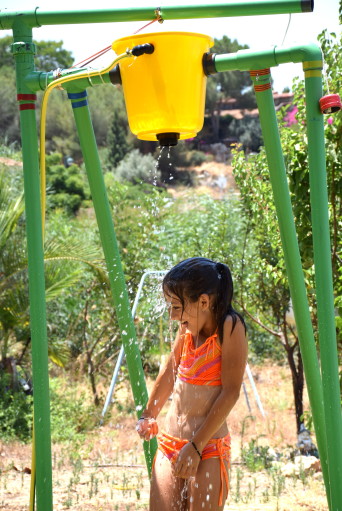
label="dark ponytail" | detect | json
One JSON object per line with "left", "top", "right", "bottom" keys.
{"left": 215, "top": 262, "right": 245, "bottom": 342}
{"left": 163, "top": 257, "right": 246, "bottom": 344}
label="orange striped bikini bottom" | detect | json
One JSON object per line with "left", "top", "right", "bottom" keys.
{"left": 157, "top": 430, "right": 231, "bottom": 506}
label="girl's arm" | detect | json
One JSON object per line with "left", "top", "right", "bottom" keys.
{"left": 140, "top": 327, "right": 185, "bottom": 420}
{"left": 174, "top": 317, "right": 247, "bottom": 477}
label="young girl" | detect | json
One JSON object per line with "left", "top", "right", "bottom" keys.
{"left": 136, "top": 257, "right": 248, "bottom": 510}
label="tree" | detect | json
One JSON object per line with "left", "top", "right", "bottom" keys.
{"left": 107, "top": 109, "right": 131, "bottom": 168}
{"left": 0, "top": 36, "right": 75, "bottom": 145}
{"left": 205, "top": 35, "right": 255, "bottom": 141}
{"left": 0, "top": 36, "right": 19, "bottom": 67}
{"left": 33, "top": 39, "right": 74, "bottom": 72}
{"left": 0, "top": 36, "right": 74, "bottom": 72}
{"left": 0, "top": 65, "right": 19, "bottom": 142}
{"left": 113, "top": 149, "right": 159, "bottom": 184}
{"left": 226, "top": 116, "right": 263, "bottom": 152}
{"left": 44, "top": 153, "right": 90, "bottom": 214}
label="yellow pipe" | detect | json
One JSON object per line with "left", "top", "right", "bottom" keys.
{"left": 29, "top": 419, "right": 36, "bottom": 511}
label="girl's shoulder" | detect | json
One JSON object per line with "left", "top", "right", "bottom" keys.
{"left": 172, "top": 326, "right": 189, "bottom": 354}
{"left": 222, "top": 314, "right": 246, "bottom": 342}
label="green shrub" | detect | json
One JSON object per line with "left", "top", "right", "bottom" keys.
{"left": 114, "top": 149, "right": 160, "bottom": 184}
{"left": 0, "top": 372, "right": 33, "bottom": 442}
{"left": 0, "top": 373, "right": 99, "bottom": 443}
{"left": 187, "top": 150, "right": 207, "bottom": 166}
{"left": 45, "top": 156, "right": 90, "bottom": 215}
{"left": 50, "top": 378, "right": 98, "bottom": 443}
{"left": 241, "top": 438, "right": 273, "bottom": 472}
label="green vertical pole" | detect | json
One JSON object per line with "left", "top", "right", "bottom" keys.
{"left": 303, "top": 61, "right": 342, "bottom": 509}
{"left": 68, "top": 90, "right": 157, "bottom": 474}
{"left": 11, "top": 22, "right": 53, "bottom": 511}
{"left": 249, "top": 68, "right": 331, "bottom": 509}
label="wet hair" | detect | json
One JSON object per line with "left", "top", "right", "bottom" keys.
{"left": 163, "top": 257, "right": 246, "bottom": 343}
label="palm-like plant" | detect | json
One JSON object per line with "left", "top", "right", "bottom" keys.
{"left": 0, "top": 170, "right": 108, "bottom": 372}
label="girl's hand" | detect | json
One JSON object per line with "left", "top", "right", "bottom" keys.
{"left": 136, "top": 417, "right": 158, "bottom": 441}
{"left": 173, "top": 442, "right": 201, "bottom": 479}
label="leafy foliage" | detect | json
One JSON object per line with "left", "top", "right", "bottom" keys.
{"left": 113, "top": 149, "right": 159, "bottom": 184}
{"left": 107, "top": 109, "right": 131, "bottom": 168}
{"left": 0, "top": 372, "right": 33, "bottom": 442}
{"left": 49, "top": 377, "right": 98, "bottom": 443}
{"left": 0, "top": 162, "right": 108, "bottom": 372}
{"left": 45, "top": 153, "right": 90, "bottom": 214}
{"left": 0, "top": 65, "right": 19, "bottom": 143}
{"left": 0, "top": 36, "right": 74, "bottom": 72}
{"left": 205, "top": 35, "right": 256, "bottom": 143}
{"left": 33, "top": 39, "right": 74, "bottom": 72}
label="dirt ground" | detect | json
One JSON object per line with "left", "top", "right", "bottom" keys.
{"left": 0, "top": 364, "right": 329, "bottom": 510}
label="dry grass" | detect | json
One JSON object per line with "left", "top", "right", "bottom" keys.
{"left": 0, "top": 363, "right": 328, "bottom": 510}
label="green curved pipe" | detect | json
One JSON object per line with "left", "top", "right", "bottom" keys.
{"left": 214, "top": 42, "right": 323, "bottom": 73}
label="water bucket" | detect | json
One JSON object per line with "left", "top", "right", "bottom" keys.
{"left": 112, "top": 31, "right": 214, "bottom": 145}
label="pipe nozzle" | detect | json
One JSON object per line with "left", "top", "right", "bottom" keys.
{"left": 157, "top": 132, "right": 180, "bottom": 147}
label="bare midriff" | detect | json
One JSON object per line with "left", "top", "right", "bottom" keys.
{"left": 163, "top": 377, "right": 228, "bottom": 440}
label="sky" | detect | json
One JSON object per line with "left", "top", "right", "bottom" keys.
{"left": 0, "top": 0, "right": 340, "bottom": 92}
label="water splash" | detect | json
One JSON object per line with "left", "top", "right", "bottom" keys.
{"left": 180, "top": 480, "right": 188, "bottom": 500}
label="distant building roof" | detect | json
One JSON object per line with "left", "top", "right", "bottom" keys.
{"left": 220, "top": 108, "right": 259, "bottom": 119}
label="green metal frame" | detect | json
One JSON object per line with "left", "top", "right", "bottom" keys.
{"left": 68, "top": 89, "right": 158, "bottom": 473}
{"left": 2, "top": 2, "right": 341, "bottom": 510}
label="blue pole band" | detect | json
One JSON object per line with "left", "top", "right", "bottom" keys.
{"left": 70, "top": 99, "right": 88, "bottom": 109}
{"left": 67, "top": 91, "right": 87, "bottom": 100}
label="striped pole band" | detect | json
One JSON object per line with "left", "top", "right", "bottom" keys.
{"left": 250, "top": 69, "right": 271, "bottom": 92}
{"left": 17, "top": 93, "right": 37, "bottom": 111}
{"left": 250, "top": 69, "right": 271, "bottom": 77}
{"left": 253, "top": 83, "right": 272, "bottom": 92}
{"left": 68, "top": 91, "right": 88, "bottom": 109}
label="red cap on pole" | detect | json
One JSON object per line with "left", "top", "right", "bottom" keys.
{"left": 319, "top": 94, "right": 342, "bottom": 114}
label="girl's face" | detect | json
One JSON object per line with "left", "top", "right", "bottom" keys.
{"left": 164, "top": 291, "right": 214, "bottom": 337}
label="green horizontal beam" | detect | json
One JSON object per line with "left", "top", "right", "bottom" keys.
{"left": 0, "top": 0, "right": 313, "bottom": 30}
{"left": 214, "top": 43, "right": 322, "bottom": 72}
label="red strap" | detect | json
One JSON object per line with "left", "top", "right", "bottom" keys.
{"left": 217, "top": 438, "right": 229, "bottom": 506}
{"left": 254, "top": 83, "right": 272, "bottom": 92}
{"left": 19, "top": 103, "right": 36, "bottom": 111}
{"left": 17, "top": 94, "right": 37, "bottom": 101}
{"left": 250, "top": 68, "right": 271, "bottom": 77}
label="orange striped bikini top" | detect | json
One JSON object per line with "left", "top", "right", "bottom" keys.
{"left": 178, "top": 332, "right": 222, "bottom": 386}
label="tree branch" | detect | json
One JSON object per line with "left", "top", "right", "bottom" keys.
{"left": 234, "top": 299, "right": 282, "bottom": 338}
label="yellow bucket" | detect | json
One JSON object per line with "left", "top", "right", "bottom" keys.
{"left": 112, "top": 31, "right": 214, "bottom": 145}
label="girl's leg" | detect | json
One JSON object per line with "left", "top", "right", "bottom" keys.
{"left": 150, "top": 450, "right": 187, "bottom": 511}
{"left": 188, "top": 458, "right": 229, "bottom": 511}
